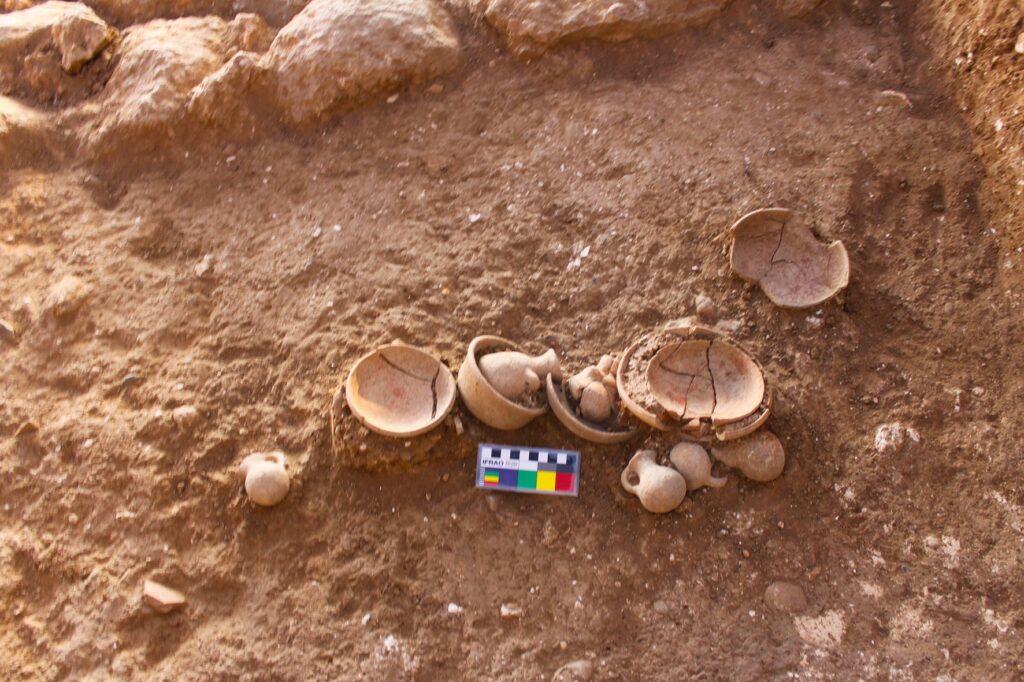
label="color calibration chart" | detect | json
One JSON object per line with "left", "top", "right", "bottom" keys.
{"left": 475, "top": 443, "right": 580, "bottom": 497}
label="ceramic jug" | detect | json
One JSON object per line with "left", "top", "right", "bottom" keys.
{"left": 478, "top": 349, "right": 562, "bottom": 401}
{"left": 620, "top": 450, "right": 687, "bottom": 513}
{"left": 239, "top": 451, "right": 290, "bottom": 506}
{"left": 669, "top": 441, "right": 727, "bottom": 491}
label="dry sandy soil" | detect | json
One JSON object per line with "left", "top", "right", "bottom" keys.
{"left": 2, "top": 0, "right": 1023, "bottom": 680}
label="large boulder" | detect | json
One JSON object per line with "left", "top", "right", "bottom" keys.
{"left": 0, "top": 1, "right": 116, "bottom": 102}
{"left": 465, "top": 0, "right": 728, "bottom": 57}
{"left": 81, "top": 13, "right": 271, "bottom": 154}
{"left": 261, "top": 0, "right": 461, "bottom": 126}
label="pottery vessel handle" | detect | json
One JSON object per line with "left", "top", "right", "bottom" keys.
{"left": 620, "top": 460, "right": 640, "bottom": 496}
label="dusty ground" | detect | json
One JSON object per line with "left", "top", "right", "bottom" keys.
{"left": 2, "top": 1, "right": 1024, "bottom": 680}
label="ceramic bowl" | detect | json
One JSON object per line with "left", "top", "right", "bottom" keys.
{"left": 345, "top": 344, "right": 456, "bottom": 437}
{"left": 457, "top": 336, "right": 547, "bottom": 430}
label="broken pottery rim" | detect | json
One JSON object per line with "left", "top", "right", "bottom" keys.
{"left": 728, "top": 206, "right": 851, "bottom": 309}
{"left": 545, "top": 372, "right": 636, "bottom": 445}
{"left": 345, "top": 344, "right": 457, "bottom": 438}
{"left": 457, "top": 335, "right": 548, "bottom": 430}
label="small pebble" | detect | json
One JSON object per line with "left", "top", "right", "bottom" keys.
{"left": 0, "top": 318, "right": 17, "bottom": 344}
{"left": 694, "top": 293, "right": 717, "bottom": 319}
{"left": 500, "top": 603, "right": 523, "bottom": 619}
{"left": 715, "top": 318, "right": 743, "bottom": 334}
{"left": 552, "top": 659, "right": 593, "bottom": 682}
{"left": 143, "top": 579, "right": 186, "bottom": 613}
{"left": 446, "top": 602, "right": 463, "bottom": 615}
{"left": 485, "top": 495, "right": 499, "bottom": 513}
{"left": 171, "top": 405, "right": 200, "bottom": 429}
{"left": 653, "top": 600, "right": 669, "bottom": 614}
{"left": 764, "top": 581, "right": 807, "bottom": 613}
{"left": 194, "top": 254, "right": 214, "bottom": 278}
{"left": 44, "top": 276, "right": 90, "bottom": 319}
{"left": 15, "top": 420, "right": 39, "bottom": 437}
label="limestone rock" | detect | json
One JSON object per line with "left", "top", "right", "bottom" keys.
{"left": 465, "top": 0, "right": 727, "bottom": 57}
{"left": 186, "top": 50, "right": 264, "bottom": 133}
{"left": 44, "top": 275, "right": 90, "bottom": 319}
{"left": 0, "top": 1, "right": 115, "bottom": 100}
{"left": 84, "top": 14, "right": 271, "bottom": 154}
{"left": 262, "top": 0, "right": 461, "bottom": 126}
{"left": 95, "top": 17, "right": 230, "bottom": 134}
{"left": 226, "top": 11, "right": 275, "bottom": 53}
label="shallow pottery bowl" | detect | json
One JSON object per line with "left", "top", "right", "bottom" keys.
{"left": 646, "top": 338, "right": 765, "bottom": 425}
{"left": 546, "top": 373, "right": 636, "bottom": 444}
{"left": 457, "top": 335, "right": 548, "bottom": 430}
{"left": 345, "top": 344, "right": 456, "bottom": 437}
{"left": 618, "top": 322, "right": 772, "bottom": 439}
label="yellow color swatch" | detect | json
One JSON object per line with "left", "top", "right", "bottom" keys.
{"left": 536, "top": 470, "right": 556, "bottom": 491}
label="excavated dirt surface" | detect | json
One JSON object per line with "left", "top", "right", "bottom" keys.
{"left": 3, "top": 2, "right": 1024, "bottom": 681}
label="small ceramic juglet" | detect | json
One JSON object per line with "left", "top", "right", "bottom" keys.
{"left": 620, "top": 450, "right": 687, "bottom": 514}
{"left": 239, "top": 451, "right": 290, "bottom": 506}
{"left": 478, "top": 349, "right": 561, "bottom": 401}
{"left": 669, "top": 441, "right": 726, "bottom": 491}
{"left": 565, "top": 354, "right": 619, "bottom": 422}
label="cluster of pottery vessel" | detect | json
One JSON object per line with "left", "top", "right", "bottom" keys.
{"left": 337, "top": 317, "right": 787, "bottom": 513}
{"left": 621, "top": 431, "right": 785, "bottom": 513}
{"left": 240, "top": 208, "right": 843, "bottom": 511}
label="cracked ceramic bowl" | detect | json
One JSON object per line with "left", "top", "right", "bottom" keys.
{"left": 618, "top": 321, "right": 772, "bottom": 439}
{"left": 730, "top": 207, "right": 850, "bottom": 309}
{"left": 345, "top": 344, "right": 457, "bottom": 438}
{"left": 646, "top": 338, "right": 765, "bottom": 424}
{"left": 457, "top": 336, "right": 548, "bottom": 430}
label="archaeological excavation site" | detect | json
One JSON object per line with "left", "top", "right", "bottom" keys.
{"left": 1, "top": 0, "right": 1023, "bottom": 679}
